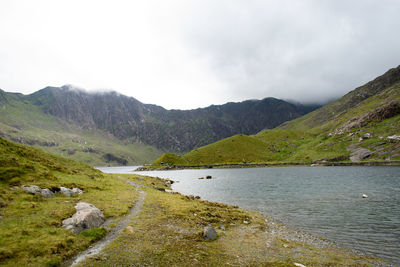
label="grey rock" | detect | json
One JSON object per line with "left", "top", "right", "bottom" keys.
{"left": 71, "top": 188, "right": 83, "bottom": 195}
{"left": 60, "top": 186, "right": 83, "bottom": 196}
{"left": 219, "top": 225, "right": 226, "bottom": 231}
{"left": 387, "top": 134, "right": 400, "bottom": 142}
{"left": 40, "top": 188, "right": 54, "bottom": 198}
{"left": 203, "top": 226, "right": 217, "bottom": 240}
{"left": 62, "top": 202, "right": 105, "bottom": 234}
{"left": 350, "top": 148, "right": 372, "bottom": 162}
{"left": 60, "top": 186, "right": 73, "bottom": 197}
{"left": 21, "top": 185, "right": 41, "bottom": 195}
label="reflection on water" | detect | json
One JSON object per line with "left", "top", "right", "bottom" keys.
{"left": 99, "top": 166, "right": 400, "bottom": 264}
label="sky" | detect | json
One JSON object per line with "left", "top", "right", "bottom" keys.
{"left": 1, "top": 0, "right": 400, "bottom": 110}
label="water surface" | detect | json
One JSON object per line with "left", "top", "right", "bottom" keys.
{"left": 99, "top": 166, "right": 400, "bottom": 264}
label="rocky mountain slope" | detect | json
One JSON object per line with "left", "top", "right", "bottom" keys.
{"left": 151, "top": 65, "right": 400, "bottom": 166}
{"left": 0, "top": 86, "right": 318, "bottom": 165}
{"left": 27, "top": 86, "right": 318, "bottom": 151}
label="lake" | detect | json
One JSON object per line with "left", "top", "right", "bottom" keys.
{"left": 97, "top": 166, "right": 400, "bottom": 264}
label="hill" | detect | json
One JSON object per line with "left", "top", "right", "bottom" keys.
{"left": 0, "top": 86, "right": 318, "bottom": 165}
{"left": 151, "top": 65, "right": 400, "bottom": 166}
{"left": 0, "top": 137, "right": 383, "bottom": 266}
{"left": 0, "top": 136, "right": 139, "bottom": 266}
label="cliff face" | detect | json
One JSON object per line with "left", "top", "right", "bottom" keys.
{"left": 21, "top": 85, "right": 318, "bottom": 152}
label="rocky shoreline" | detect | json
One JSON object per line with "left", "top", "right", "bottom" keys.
{"left": 136, "top": 160, "right": 400, "bottom": 171}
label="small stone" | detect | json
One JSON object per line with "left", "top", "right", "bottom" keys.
{"left": 203, "top": 226, "right": 217, "bottom": 240}
{"left": 126, "top": 226, "right": 134, "bottom": 233}
{"left": 71, "top": 188, "right": 83, "bottom": 195}
{"left": 219, "top": 225, "right": 226, "bottom": 231}
{"left": 362, "top": 194, "right": 368, "bottom": 198}
{"left": 206, "top": 175, "right": 212, "bottom": 179}
{"left": 294, "top": 263, "right": 306, "bottom": 267}
{"left": 243, "top": 220, "right": 249, "bottom": 224}
{"left": 198, "top": 177, "right": 204, "bottom": 180}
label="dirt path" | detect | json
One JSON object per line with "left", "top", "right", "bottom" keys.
{"left": 65, "top": 177, "right": 147, "bottom": 267}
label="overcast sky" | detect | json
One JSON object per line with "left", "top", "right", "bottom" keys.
{"left": 1, "top": 0, "right": 400, "bottom": 109}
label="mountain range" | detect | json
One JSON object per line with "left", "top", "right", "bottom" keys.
{"left": 0, "top": 86, "right": 318, "bottom": 165}
{"left": 151, "top": 65, "right": 400, "bottom": 166}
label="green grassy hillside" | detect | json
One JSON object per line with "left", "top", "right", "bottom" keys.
{"left": 0, "top": 91, "right": 162, "bottom": 166}
{"left": 0, "top": 136, "right": 140, "bottom": 266}
{"left": 152, "top": 66, "right": 400, "bottom": 166}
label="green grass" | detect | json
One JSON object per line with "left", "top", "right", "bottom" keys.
{"left": 0, "top": 137, "right": 138, "bottom": 266}
{"left": 0, "top": 96, "right": 163, "bottom": 166}
{"left": 151, "top": 84, "right": 400, "bottom": 166}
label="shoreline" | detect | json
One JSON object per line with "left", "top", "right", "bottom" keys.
{"left": 78, "top": 173, "right": 389, "bottom": 266}
{"left": 136, "top": 160, "right": 400, "bottom": 171}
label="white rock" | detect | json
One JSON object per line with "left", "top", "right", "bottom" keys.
{"left": 60, "top": 186, "right": 73, "bottom": 197}
{"left": 62, "top": 202, "right": 105, "bottom": 234}
{"left": 294, "top": 263, "right": 306, "bottom": 267}
{"left": 362, "top": 194, "right": 368, "bottom": 198}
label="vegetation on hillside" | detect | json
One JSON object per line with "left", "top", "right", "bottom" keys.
{"left": 0, "top": 91, "right": 162, "bottom": 166}
{"left": 152, "top": 66, "right": 400, "bottom": 166}
{"left": 0, "top": 137, "right": 138, "bottom": 266}
{"left": 0, "top": 137, "right": 384, "bottom": 266}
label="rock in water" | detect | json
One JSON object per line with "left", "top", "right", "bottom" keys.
{"left": 62, "top": 202, "right": 105, "bottom": 234}
{"left": 203, "top": 226, "right": 217, "bottom": 240}
{"left": 362, "top": 194, "right": 368, "bottom": 198}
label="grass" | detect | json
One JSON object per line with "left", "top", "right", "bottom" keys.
{"left": 0, "top": 137, "right": 386, "bottom": 266}
{"left": 151, "top": 83, "right": 400, "bottom": 167}
{"left": 0, "top": 94, "right": 163, "bottom": 166}
{"left": 0, "top": 137, "right": 138, "bottom": 266}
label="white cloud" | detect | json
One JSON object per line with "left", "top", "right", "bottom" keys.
{"left": 0, "top": 0, "right": 400, "bottom": 109}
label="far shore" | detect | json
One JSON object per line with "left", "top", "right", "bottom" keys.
{"left": 135, "top": 160, "right": 400, "bottom": 171}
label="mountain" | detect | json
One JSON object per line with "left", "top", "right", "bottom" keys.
{"left": 0, "top": 85, "right": 318, "bottom": 165}
{"left": 151, "top": 65, "right": 400, "bottom": 166}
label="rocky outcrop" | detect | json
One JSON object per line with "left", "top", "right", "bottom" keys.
{"left": 60, "top": 186, "right": 83, "bottom": 196}
{"left": 349, "top": 148, "right": 372, "bottom": 162}
{"left": 338, "top": 101, "right": 400, "bottom": 133}
{"left": 21, "top": 185, "right": 83, "bottom": 198}
{"left": 21, "top": 185, "right": 54, "bottom": 198}
{"left": 62, "top": 202, "right": 105, "bottom": 234}
{"left": 25, "top": 86, "right": 319, "bottom": 152}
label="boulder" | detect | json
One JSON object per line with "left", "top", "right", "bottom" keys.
{"left": 40, "top": 188, "right": 54, "bottom": 198}
{"left": 60, "top": 186, "right": 73, "bottom": 197}
{"left": 203, "top": 226, "right": 217, "bottom": 240}
{"left": 21, "top": 185, "right": 54, "bottom": 198}
{"left": 60, "top": 186, "right": 83, "bottom": 196}
{"left": 71, "top": 188, "right": 83, "bottom": 195}
{"left": 21, "top": 185, "right": 41, "bottom": 195}
{"left": 62, "top": 202, "right": 105, "bottom": 234}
